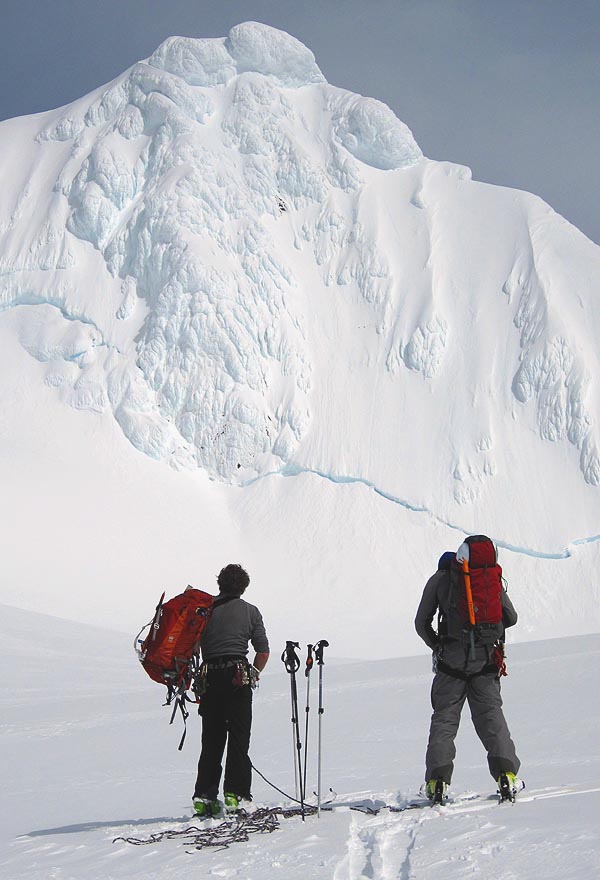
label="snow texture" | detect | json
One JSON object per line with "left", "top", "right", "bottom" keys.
{"left": 0, "top": 21, "right": 600, "bottom": 642}
{"left": 0, "top": 22, "right": 425, "bottom": 480}
{"left": 1, "top": 606, "right": 599, "bottom": 880}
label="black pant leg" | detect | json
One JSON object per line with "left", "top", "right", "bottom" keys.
{"left": 223, "top": 684, "right": 253, "bottom": 800}
{"left": 193, "top": 677, "right": 228, "bottom": 800}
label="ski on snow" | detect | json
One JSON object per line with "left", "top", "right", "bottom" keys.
{"left": 113, "top": 784, "right": 600, "bottom": 850}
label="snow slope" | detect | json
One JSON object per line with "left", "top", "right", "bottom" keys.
{"left": 1, "top": 605, "right": 598, "bottom": 880}
{"left": 1, "top": 21, "right": 599, "bottom": 647}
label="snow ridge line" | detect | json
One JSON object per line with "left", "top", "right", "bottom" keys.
{"left": 240, "top": 463, "right": 600, "bottom": 560}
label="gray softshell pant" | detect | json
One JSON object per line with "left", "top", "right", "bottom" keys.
{"left": 425, "top": 641, "right": 520, "bottom": 784}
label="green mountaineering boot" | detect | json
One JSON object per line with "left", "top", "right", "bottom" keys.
{"left": 425, "top": 778, "right": 448, "bottom": 805}
{"left": 193, "top": 797, "right": 221, "bottom": 818}
{"left": 223, "top": 792, "right": 240, "bottom": 813}
{"left": 497, "top": 772, "right": 523, "bottom": 803}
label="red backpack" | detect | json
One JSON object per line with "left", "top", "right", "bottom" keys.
{"left": 135, "top": 588, "right": 215, "bottom": 748}
{"left": 454, "top": 535, "right": 503, "bottom": 625}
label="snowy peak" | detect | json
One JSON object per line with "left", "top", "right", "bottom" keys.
{"left": 0, "top": 22, "right": 599, "bottom": 554}
{"left": 151, "top": 24, "right": 325, "bottom": 87}
{"left": 1, "top": 22, "right": 423, "bottom": 479}
{"left": 36, "top": 22, "right": 421, "bottom": 173}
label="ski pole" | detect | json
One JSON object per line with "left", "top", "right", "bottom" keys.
{"left": 281, "top": 641, "right": 305, "bottom": 819}
{"left": 302, "top": 644, "right": 313, "bottom": 805}
{"left": 314, "top": 639, "right": 329, "bottom": 817}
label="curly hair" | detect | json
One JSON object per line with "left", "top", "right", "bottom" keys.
{"left": 217, "top": 563, "right": 250, "bottom": 596}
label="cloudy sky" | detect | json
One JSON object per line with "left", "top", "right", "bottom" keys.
{"left": 2, "top": 0, "right": 598, "bottom": 244}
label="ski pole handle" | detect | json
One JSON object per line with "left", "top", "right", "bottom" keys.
{"left": 314, "top": 639, "right": 329, "bottom": 665}
{"left": 305, "top": 644, "right": 314, "bottom": 676}
{"left": 281, "top": 640, "right": 301, "bottom": 674}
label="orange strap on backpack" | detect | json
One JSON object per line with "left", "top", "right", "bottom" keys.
{"left": 462, "top": 558, "right": 476, "bottom": 626}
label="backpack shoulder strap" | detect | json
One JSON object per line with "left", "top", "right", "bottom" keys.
{"left": 212, "top": 593, "right": 237, "bottom": 610}
{"left": 436, "top": 568, "right": 455, "bottom": 636}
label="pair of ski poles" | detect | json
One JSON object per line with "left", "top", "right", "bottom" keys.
{"left": 281, "top": 639, "right": 329, "bottom": 820}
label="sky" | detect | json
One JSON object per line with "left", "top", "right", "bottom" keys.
{"left": 1, "top": 0, "right": 599, "bottom": 246}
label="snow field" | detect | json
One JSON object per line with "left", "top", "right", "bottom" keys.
{"left": 2, "top": 308, "right": 599, "bottom": 654}
{"left": 1, "top": 606, "right": 598, "bottom": 879}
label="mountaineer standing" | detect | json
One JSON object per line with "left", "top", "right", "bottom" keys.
{"left": 192, "top": 564, "right": 269, "bottom": 816}
{"left": 415, "top": 536, "right": 522, "bottom": 804}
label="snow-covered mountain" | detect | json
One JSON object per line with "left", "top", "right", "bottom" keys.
{"left": 1, "top": 22, "right": 599, "bottom": 652}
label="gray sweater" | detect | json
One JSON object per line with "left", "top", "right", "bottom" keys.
{"left": 200, "top": 596, "right": 269, "bottom": 660}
